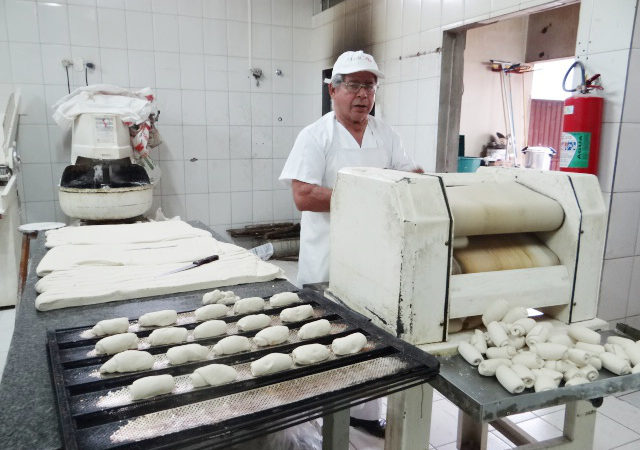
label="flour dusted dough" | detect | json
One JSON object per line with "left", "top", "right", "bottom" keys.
{"left": 233, "top": 297, "right": 265, "bottom": 315}
{"left": 511, "top": 364, "right": 535, "bottom": 388}
{"left": 502, "top": 307, "right": 528, "bottom": 324}
{"left": 331, "top": 333, "right": 367, "bottom": 356}
{"left": 495, "top": 365, "right": 525, "bottom": 394}
{"left": 458, "top": 341, "right": 484, "bottom": 366}
{"left": 280, "top": 304, "right": 314, "bottom": 323}
{"left": 269, "top": 292, "right": 301, "bottom": 307}
{"left": 478, "top": 358, "right": 511, "bottom": 376}
{"left": 148, "top": 327, "right": 188, "bottom": 346}
{"left": 298, "top": 319, "right": 331, "bottom": 340}
{"left": 292, "top": 344, "right": 330, "bottom": 365}
{"left": 95, "top": 333, "right": 138, "bottom": 355}
{"left": 509, "top": 318, "right": 536, "bottom": 337}
{"left": 253, "top": 326, "right": 290, "bottom": 346}
{"left": 100, "top": 350, "right": 154, "bottom": 373}
{"left": 213, "top": 335, "right": 251, "bottom": 355}
{"left": 250, "top": 353, "right": 293, "bottom": 376}
{"left": 167, "top": 344, "right": 209, "bottom": 365}
{"left": 485, "top": 346, "right": 515, "bottom": 359}
{"left": 237, "top": 314, "right": 271, "bottom": 331}
{"left": 486, "top": 321, "right": 509, "bottom": 347}
{"left": 92, "top": 317, "right": 130, "bottom": 336}
{"left": 195, "top": 304, "right": 228, "bottom": 321}
{"left": 600, "top": 352, "right": 631, "bottom": 375}
{"left": 190, "top": 364, "right": 237, "bottom": 387}
{"left": 481, "top": 299, "right": 509, "bottom": 327}
{"left": 203, "top": 289, "right": 240, "bottom": 306}
{"left": 193, "top": 320, "right": 227, "bottom": 339}
{"left": 139, "top": 310, "right": 177, "bottom": 327}
{"left": 568, "top": 325, "right": 601, "bottom": 345}
{"left": 130, "top": 374, "right": 175, "bottom": 400}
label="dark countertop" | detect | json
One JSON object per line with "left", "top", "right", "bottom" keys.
{"left": 0, "top": 223, "right": 295, "bottom": 449}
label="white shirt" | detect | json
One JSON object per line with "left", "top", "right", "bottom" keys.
{"left": 279, "top": 112, "right": 417, "bottom": 286}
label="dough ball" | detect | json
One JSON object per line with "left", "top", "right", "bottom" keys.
{"left": 100, "top": 350, "right": 154, "bottom": 374}
{"left": 138, "top": 310, "right": 177, "bottom": 327}
{"left": 237, "top": 314, "right": 271, "bottom": 331}
{"left": 148, "top": 327, "right": 188, "bottom": 346}
{"left": 92, "top": 317, "right": 129, "bottom": 337}
{"left": 95, "top": 332, "right": 138, "bottom": 355}
{"left": 130, "top": 374, "right": 175, "bottom": 400}
{"left": 193, "top": 320, "right": 227, "bottom": 339}
{"left": 269, "top": 292, "right": 301, "bottom": 308}
{"left": 298, "top": 319, "right": 331, "bottom": 340}
{"left": 190, "top": 364, "right": 238, "bottom": 387}
{"left": 280, "top": 304, "right": 314, "bottom": 323}
{"left": 203, "top": 289, "right": 240, "bottom": 306}
{"left": 195, "top": 304, "right": 228, "bottom": 321}
{"left": 253, "top": 325, "right": 290, "bottom": 347}
{"left": 166, "top": 344, "right": 210, "bottom": 365}
{"left": 233, "top": 297, "right": 265, "bottom": 315}
{"left": 292, "top": 344, "right": 330, "bottom": 365}
{"left": 213, "top": 335, "right": 251, "bottom": 355}
{"left": 331, "top": 332, "right": 367, "bottom": 356}
{"left": 250, "top": 353, "right": 293, "bottom": 376}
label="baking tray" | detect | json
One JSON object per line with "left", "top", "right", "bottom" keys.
{"left": 48, "top": 287, "right": 439, "bottom": 449}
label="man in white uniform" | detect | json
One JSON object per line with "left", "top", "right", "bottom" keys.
{"left": 279, "top": 50, "right": 421, "bottom": 437}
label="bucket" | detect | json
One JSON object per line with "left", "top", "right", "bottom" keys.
{"left": 458, "top": 156, "right": 482, "bottom": 173}
{"left": 522, "top": 146, "right": 555, "bottom": 170}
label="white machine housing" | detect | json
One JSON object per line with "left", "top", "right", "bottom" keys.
{"left": 71, "top": 113, "right": 132, "bottom": 163}
{"left": 328, "top": 167, "right": 607, "bottom": 345}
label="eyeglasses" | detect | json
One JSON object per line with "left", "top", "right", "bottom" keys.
{"left": 342, "top": 81, "right": 378, "bottom": 94}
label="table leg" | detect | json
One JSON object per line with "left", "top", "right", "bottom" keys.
{"left": 562, "top": 399, "right": 596, "bottom": 447}
{"left": 322, "top": 408, "right": 350, "bottom": 450}
{"left": 17, "top": 231, "right": 36, "bottom": 301}
{"left": 457, "top": 408, "right": 488, "bottom": 450}
{"left": 385, "top": 383, "right": 433, "bottom": 450}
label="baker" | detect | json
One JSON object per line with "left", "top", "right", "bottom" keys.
{"left": 279, "top": 50, "right": 422, "bottom": 437}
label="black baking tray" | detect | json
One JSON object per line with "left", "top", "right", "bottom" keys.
{"left": 48, "top": 287, "right": 439, "bottom": 449}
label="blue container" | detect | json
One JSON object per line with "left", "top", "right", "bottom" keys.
{"left": 457, "top": 156, "right": 482, "bottom": 173}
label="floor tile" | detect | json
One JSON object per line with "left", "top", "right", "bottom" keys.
{"left": 619, "top": 390, "right": 640, "bottom": 409}
{"left": 505, "top": 411, "right": 537, "bottom": 424}
{"left": 428, "top": 400, "right": 458, "bottom": 447}
{"left": 516, "top": 417, "right": 562, "bottom": 441}
{"left": 538, "top": 410, "right": 565, "bottom": 430}
{"left": 532, "top": 404, "right": 565, "bottom": 417}
{"left": 433, "top": 389, "right": 444, "bottom": 401}
{"left": 613, "top": 439, "right": 640, "bottom": 449}
{"left": 349, "top": 426, "right": 383, "bottom": 450}
{"left": 593, "top": 412, "right": 640, "bottom": 450}
{"left": 598, "top": 396, "right": 640, "bottom": 431}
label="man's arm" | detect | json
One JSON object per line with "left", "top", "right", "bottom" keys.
{"left": 291, "top": 180, "right": 332, "bottom": 212}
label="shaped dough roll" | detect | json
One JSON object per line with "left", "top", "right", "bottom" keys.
{"left": 604, "top": 343, "right": 630, "bottom": 362}
{"left": 578, "top": 364, "right": 599, "bottom": 382}
{"left": 458, "top": 341, "right": 483, "bottom": 366}
{"left": 148, "top": 327, "right": 188, "bottom": 346}
{"left": 130, "top": 374, "right": 175, "bottom": 400}
{"left": 250, "top": 353, "right": 293, "bottom": 376}
{"left": 534, "top": 373, "right": 557, "bottom": 392}
{"left": 298, "top": 319, "right": 331, "bottom": 340}
{"left": 567, "top": 325, "right": 601, "bottom": 345}
{"left": 233, "top": 297, "right": 265, "bottom": 315}
{"left": 508, "top": 336, "right": 526, "bottom": 350}
{"left": 194, "top": 320, "right": 227, "bottom": 339}
{"left": 509, "top": 318, "right": 536, "bottom": 337}
{"left": 190, "top": 364, "right": 237, "bottom": 387}
{"left": 213, "top": 335, "right": 251, "bottom": 355}
{"left": 203, "top": 289, "right": 240, "bottom": 305}
{"left": 607, "top": 336, "right": 635, "bottom": 347}
{"left": 565, "top": 376, "right": 589, "bottom": 386}
{"left": 269, "top": 292, "right": 301, "bottom": 307}
{"left": 100, "top": 350, "right": 154, "bottom": 373}
{"left": 470, "top": 329, "right": 488, "bottom": 354}
{"left": 253, "top": 325, "right": 290, "bottom": 346}
{"left": 292, "top": 343, "right": 331, "bottom": 365}
{"left": 575, "top": 342, "right": 605, "bottom": 354}
{"left": 502, "top": 307, "right": 528, "bottom": 324}
{"left": 167, "top": 344, "right": 209, "bottom": 365}
{"left": 532, "top": 343, "right": 569, "bottom": 361}
{"left": 331, "top": 332, "right": 367, "bottom": 356}
{"left": 487, "top": 321, "right": 509, "bottom": 347}
{"left": 486, "top": 346, "right": 516, "bottom": 359}
{"left": 547, "top": 332, "right": 574, "bottom": 348}
{"left": 588, "top": 357, "right": 602, "bottom": 370}
{"left": 482, "top": 299, "right": 509, "bottom": 327}
{"left": 92, "top": 317, "right": 129, "bottom": 336}
{"left": 600, "top": 351, "right": 631, "bottom": 375}
{"left": 237, "top": 314, "right": 271, "bottom": 331}
{"left": 95, "top": 333, "right": 138, "bottom": 355}
{"left": 567, "top": 348, "right": 590, "bottom": 367}
{"left": 495, "top": 365, "right": 525, "bottom": 394}
{"left": 534, "top": 367, "right": 563, "bottom": 384}
{"left": 138, "top": 310, "right": 177, "bottom": 327}
{"left": 478, "top": 358, "right": 511, "bottom": 376}
{"left": 280, "top": 304, "right": 314, "bottom": 323}
{"left": 525, "top": 323, "right": 551, "bottom": 347}
{"left": 511, "top": 364, "right": 535, "bottom": 388}
{"left": 622, "top": 343, "right": 640, "bottom": 366}
{"left": 195, "top": 304, "right": 228, "bottom": 321}
{"left": 512, "top": 351, "right": 543, "bottom": 369}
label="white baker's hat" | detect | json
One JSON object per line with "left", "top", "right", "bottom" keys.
{"left": 324, "top": 50, "right": 385, "bottom": 84}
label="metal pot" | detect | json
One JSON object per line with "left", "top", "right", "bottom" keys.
{"left": 522, "top": 146, "right": 556, "bottom": 170}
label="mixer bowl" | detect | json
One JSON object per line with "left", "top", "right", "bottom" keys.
{"left": 59, "top": 184, "right": 153, "bottom": 220}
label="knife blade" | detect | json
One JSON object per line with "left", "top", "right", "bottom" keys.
{"left": 157, "top": 254, "right": 219, "bottom": 277}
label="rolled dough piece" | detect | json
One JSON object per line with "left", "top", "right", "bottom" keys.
{"left": 470, "top": 329, "right": 488, "bottom": 354}
{"left": 567, "top": 348, "right": 590, "bottom": 367}
{"left": 486, "top": 346, "right": 516, "bottom": 359}
{"left": 508, "top": 336, "right": 526, "bottom": 350}
{"left": 578, "top": 364, "right": 598, "bottom": 381}
{"left": 606, "top": 336, "right": 635, "bottom": 347}
{"left": 331, "top": 333, "right": 367, "bottom": 356}
{"left": 482, "top": 299, "right": 509, "bottom": 327}
{"left": 233, "top": 297, "right": 265, "bottom": 315}
{"left": 568, "top": 325, "right": 601, "bottom": 345}
{"left": 92, "top": 317, "right": 129, "bottom": 336}
{"left": 148, "top": 327, "right": 188, "bottom": 346}
{"left": 575, "top": 342, "right": 605, "bottom": 354}
{"left": 604, "top": 343, "right": 630, "bottom": 362}
{"left": 193, "top": 320, "right": 227, "bottom": 339}
{"left": 254, "top": 325, "right": 290, "bottom": 346}
{"left": 600, "top": 352, "right": 631, "bottom": 375}
{"left": 298, "top": 319, "right": 331, "bottom": 340}
{"left": 547, "top": 332, "right": 574, "bottom": 348}
{"left": 563, "top": 366, "right": 580, "bottom": 381}
{"left": 269, "top": 292, "right": 301, "bottom": 307}
{"left": 292, "top": 343, "right": 331, "bottom": 365}
{"left": 587, "top": 356, "right": 602, "bottom": 370}
{"left": 280, "top": 304, "right": 314, "bottom": 323}
{"left": 502, "top": 307, "right": 528, "bottom": 324}
{"left": 250, "top": 353, "right": 293, "bottom": 376}
{"left": 525, "top": 323, "right": 551, "bottom": 347}
{"left": 622, "top": 343, "right": 640, "bottom": 366}
{"left": 166, "top": 344, "right": 209, "bottom": 365}
{"left": 130, "top": 374, "right": 175, "bottom": 400}
{"left": 512, "top": 351, "right": 543, "bottom": 369}
{"left": 213, "top": 335, "right": 251, "bottom": 355}
{"left": 458, "top": 341, "right": 483, "bottom": 366}
{"left": 195, "top": 304, "right": 228, "bottom": 321}
{"left": 509, "top": 318, "right": 536, "bottom": 337}
{"left": 511, "top": 363, "right": 535, "bottom": 388}
{"left": 534, "top": 373, "right": 557, "bottom": 392}
{"left": 100, "top": 350, "right": 154, "bottom": 374}
{"left": 565, "top": 376, "right": 589, "bottom": 386}
{"left": 487, "top": 321, "right": 509, "bottom": 347}
{"left": 534, "top": 367, "right": 563, "bottom": 384}
{"left": 190, "top": 364, "right": 238, "bottom": 387}
{"left": 139, "top": 310, "right": 177, "bottom": 327}
{"left": 95, "top": 333, "right": 138, "bottom": 355}
{"left": 237, "top": 314, "right": 271, "bottom": 331}
{"left": 532, "top": 343, "right": 568, "bottom": 361}
{"left": 203, "top": 289, "right": 240, "bottom": 306}
{"left": 478, "top": 358, "right": 511, "bottom": 376}
{"left": 495, "top": 365, "right": 525, "bottom": 394}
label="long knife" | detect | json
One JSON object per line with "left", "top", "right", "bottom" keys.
{"left": 157, "top": 255, "right": 219, "bottom": 277}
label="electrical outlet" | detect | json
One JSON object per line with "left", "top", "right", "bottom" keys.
{"left": 61, "top": 58, "right": 73, "bottom": 68}
{"left": 73, "top": 56, "right": 85, "bottom": 72}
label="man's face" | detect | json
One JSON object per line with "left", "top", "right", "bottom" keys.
{"left": 329, "top": 71, "right": 377, "bottom": 125}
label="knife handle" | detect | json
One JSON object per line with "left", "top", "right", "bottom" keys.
{"left": 193, "top": 254, "right": 219, "bottom": 266}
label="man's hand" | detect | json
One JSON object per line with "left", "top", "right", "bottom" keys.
{"left": 291, "top": 180, "right": 332, "bottom": 212}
